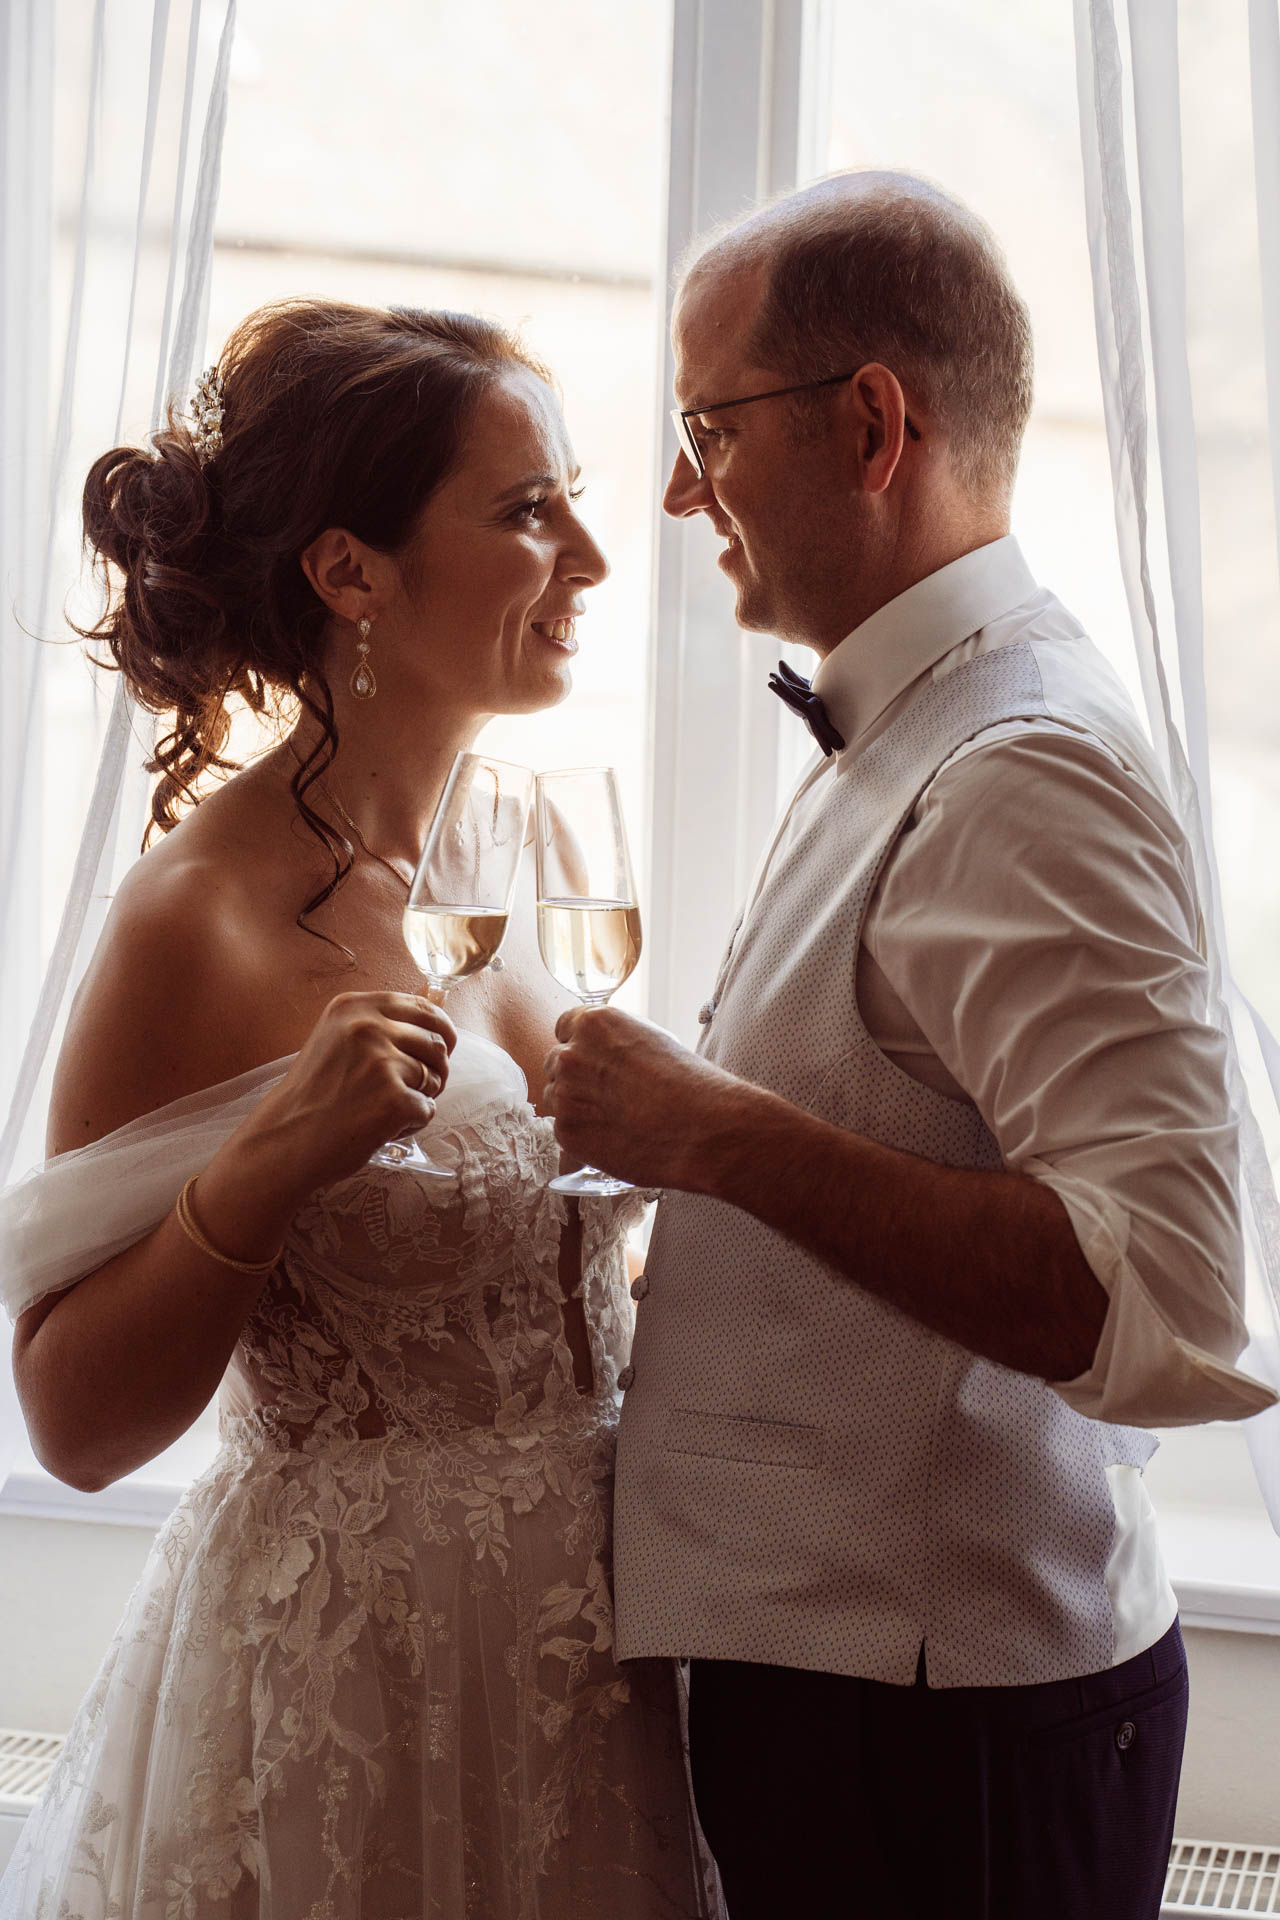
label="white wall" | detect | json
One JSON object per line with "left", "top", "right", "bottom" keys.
{"left": 0, "top": 1516, "right": 156, "bottom": 1731}
{"left": 1178, "top": 1629, "right": 1280, "bottom": 1844}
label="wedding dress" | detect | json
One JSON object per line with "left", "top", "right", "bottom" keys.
{"left": 0, "top": 1033, "right": 715, "bottom": 1919}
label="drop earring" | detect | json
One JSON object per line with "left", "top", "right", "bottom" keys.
{"left": 350, "top": 617, "right": 376, "bottom": 699}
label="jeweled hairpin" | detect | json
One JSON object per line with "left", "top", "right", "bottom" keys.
{"left": 189, "top": 365, "right": 225, "bottom": 465}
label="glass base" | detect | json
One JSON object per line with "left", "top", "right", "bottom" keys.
{"left": 367, "top": 1137, "right": 455, "bottom": 1181}
{"left": 549, "top": 1164, "right": 636, "bottom": 1197}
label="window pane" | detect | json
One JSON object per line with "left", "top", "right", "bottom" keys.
{"left": 816, "top": 0, "right": 1278, "bottom": 1037}
{"left": 821, "top": 3, "right": 1135, "bottom": 676}
{"left": 769, "top": 3, "right": 1140, "bottom": 803}
{"left": 210, "top": 0, "right": 671, "bottom": 918}
{"left": 25, "top": 3, "right": 673, "bottom": 1494}
{"left": 1173, "top": 0, "right": 1280, "bottom": 1045}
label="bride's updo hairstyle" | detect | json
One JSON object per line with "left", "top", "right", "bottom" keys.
{"left": 79, "top": 297, "right": 551, "bottom": 928}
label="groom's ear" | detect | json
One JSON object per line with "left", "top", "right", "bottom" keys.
{"left": 299, "top": 526, "right": 384, "bottom": 623}
{"left": 837, "top": 362, "right": 913, "bottom": 497}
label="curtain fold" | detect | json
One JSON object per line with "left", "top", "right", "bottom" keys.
{"left": 1074, "top": 0, "right": 1280, "bottom": 1523}
{"left": 0, "top": 0, "right": 238, "bottom": 1494}
{"left": 0, "top": 0, "right": 56, "bottom": 1171}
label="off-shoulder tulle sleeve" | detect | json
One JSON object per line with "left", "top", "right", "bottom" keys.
{"left": 0, "top": 1030, "right": 529, "bottom": 1324}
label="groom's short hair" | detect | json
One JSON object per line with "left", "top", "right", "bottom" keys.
{"left": 682, "top": 170, "right": 1034, "bottom": 502}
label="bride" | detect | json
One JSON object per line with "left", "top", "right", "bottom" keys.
{"left": 0, "top": 299, "right": 713, "bottom": 1918}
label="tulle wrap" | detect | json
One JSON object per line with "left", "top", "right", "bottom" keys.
{"left": 0, "top": 1028, "right": 529, "bottom": 1323}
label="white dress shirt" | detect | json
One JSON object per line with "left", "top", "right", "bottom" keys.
{"left": 757, "top": 535, "right": 1269, "bottom": 1434}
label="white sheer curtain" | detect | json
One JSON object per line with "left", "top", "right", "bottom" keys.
{"left": 0, "top": 0, "right": 238, "bottom": 1491}
{"left": 1075, "top": 0, "right": 1280, "bottom": 1521}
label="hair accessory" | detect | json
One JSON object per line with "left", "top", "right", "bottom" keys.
{"left": 188, "top": 366, "right": 225, "bottom": 466}
{"left": 175, "top": 1176, "right": 282, "bottom": 1276}
{"left": 350, "top": 617, "right": 377, "bottom": 699}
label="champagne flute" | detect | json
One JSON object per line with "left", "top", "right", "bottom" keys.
{"left": 535, "top": 767, "right": 643, "bottom": 1198}
{"left": 370, "top": 752, "right": 534, "bottom": 1176}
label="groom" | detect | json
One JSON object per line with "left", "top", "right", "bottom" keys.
{"left": 542, "top": 171, "right": 1272, "bottom": 1917}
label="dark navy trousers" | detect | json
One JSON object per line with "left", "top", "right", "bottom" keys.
{"left": 688, "top": 1619, "right": 1188, "bottom": 1919}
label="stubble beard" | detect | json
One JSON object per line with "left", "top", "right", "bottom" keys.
{"left": 731, "top": 569, "right": 776, "bottom": 635}
{"left": 729, "top": 527, "right": 835, "bottom": 646}
{"left": 724, "top": 525, "right": 796, "bottom": 637}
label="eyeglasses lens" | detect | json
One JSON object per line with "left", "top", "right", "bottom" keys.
{"left": 670, "top": 409, "right": 704, "bottom": 479}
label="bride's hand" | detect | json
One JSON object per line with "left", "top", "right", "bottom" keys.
{"left": 239, "top": 991, "right": 458, "bottom": 1192}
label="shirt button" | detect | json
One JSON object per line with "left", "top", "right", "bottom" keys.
{"left": 1115, "top": 1720, "right": 1136, "bottom": 1751}
{"left": 697, "top": 1002, "right": 714, "bottom": 1025}
{"left": 617, "top": 1364, "right": 636, "bottom": 1391}
{"left": 630, "top": 1273, "right": 649, "bottom": 1302}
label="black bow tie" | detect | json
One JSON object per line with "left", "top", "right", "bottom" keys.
{"left": 767, "top": 660, "right": 846, "bottom": 756}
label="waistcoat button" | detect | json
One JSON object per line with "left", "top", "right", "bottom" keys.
{"left": 1115, "top": 1720, "right": 1136, "bottom": 1751}
{"left": 617, "top": 1364, "right": 636, "bottom": 1391}
{"left": 630, "top": 1273, "right": 649, "bottom": 1302}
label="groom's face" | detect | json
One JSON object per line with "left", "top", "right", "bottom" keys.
{"left": 664, "top": 264, "right": 864, "bottom": 650}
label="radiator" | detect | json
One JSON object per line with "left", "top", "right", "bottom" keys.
{"left": 1164, "top": 1840, "right": 1280, "bottom": 1915}
{"left": 0, "top": 1736, "right": 1274, "bottom": 1918}
{"left": 0, "top": 1730, "right": 63, "bottom": 1872}
{"left": 0, "top": 1729, "right": 62, "bottom": 1814}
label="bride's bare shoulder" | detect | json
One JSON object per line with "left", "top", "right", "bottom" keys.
{"left": 48, "top": 769, "right": 325, "bottom": 1150}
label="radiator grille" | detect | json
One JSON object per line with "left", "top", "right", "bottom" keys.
{"left": 1165, "top": 1841, "right": 1280, "bottom": 1915}
{"left": 0, "top": 1730, "right": 63, "bottom": 1810}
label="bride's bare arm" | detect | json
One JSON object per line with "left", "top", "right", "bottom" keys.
{"left": 13, "top": 869, "right": 456, "bottom": 1493}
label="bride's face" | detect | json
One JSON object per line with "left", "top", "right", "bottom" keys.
{"left": 385, "top": 370, "right": 608, "bottom": 717}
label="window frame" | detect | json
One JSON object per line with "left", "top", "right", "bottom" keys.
{"left": 645, "top": 0, "right": 832, "bottom": 1037}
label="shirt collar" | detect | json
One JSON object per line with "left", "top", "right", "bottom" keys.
{"left": 810, "top": 535, "right": 1040, "bottom": 753}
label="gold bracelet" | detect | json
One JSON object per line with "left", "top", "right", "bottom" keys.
{"left": 175, "top": 1177, "right": 282, "bottom": 1277}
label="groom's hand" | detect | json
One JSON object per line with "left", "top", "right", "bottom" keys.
{"left": 542, "top": 1006, "right": 743, "bottom": 1191}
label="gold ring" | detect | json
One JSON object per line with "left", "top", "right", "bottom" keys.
{"left": 418, "top": 1059, "right": 432, "bottom": 1095}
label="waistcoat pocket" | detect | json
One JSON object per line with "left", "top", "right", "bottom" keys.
{"left": 663, "top": 1407, "right": 826, "bottom": 1470}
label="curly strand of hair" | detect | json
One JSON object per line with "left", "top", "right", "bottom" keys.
{"left": 288, "top": 671, "right": 357, "bottom": 960}
{"left": 145, "top": 662, "right": 243, "bottom": 844}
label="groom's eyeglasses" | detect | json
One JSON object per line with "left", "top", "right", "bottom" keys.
{"left": 670, "top": 371, "right": 922, "bottom": 480}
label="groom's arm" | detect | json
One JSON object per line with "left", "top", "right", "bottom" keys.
{"left": 545, "top": 733, "right": 1267, "bottom": 1417}
{"left": 705, "top": 1089, "right": 1110, "bottom": 1384}
{"left": 544, "top": 1013, "right": 1105, "bottom": 1381}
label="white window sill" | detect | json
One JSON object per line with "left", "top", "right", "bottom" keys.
{"left": 0, "top": 1467, "right": 183, "bottom": 1530}
{"left": 1156, "top": 1502, "right": 1280, "bottom": 1634}
{"left": 0, "top": 1427, "right": 217, "bottom": 1529}
{"left": 1144, "top": 1421, "right": 1280, "bottom": 1636}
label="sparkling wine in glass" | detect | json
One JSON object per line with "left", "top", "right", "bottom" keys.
{"left": 535, "top": 767, "right": 642, "bottom": 1198}
{"left": 370, "top": 752, "right": 534, "bottom": 1177}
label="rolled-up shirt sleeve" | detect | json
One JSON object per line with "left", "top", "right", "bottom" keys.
{"left": 865, "top": 724, "right": 1275, "bottom": 1427}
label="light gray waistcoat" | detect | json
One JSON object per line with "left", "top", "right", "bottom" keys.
{"left": 613, "top": 638, "right": 1155, "bottom": 1688}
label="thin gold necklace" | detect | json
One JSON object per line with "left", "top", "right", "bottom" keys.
{"left": 314, "top": 771, "right": 507, "bottom": 971}
{"left": 285, "top": 740, "right": 413, "bottom": 893}
{"left": 327, "top": 787, "right": 414, "bottom": 894}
